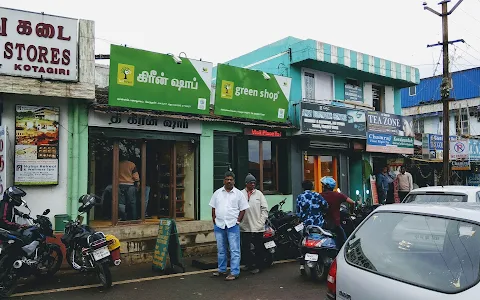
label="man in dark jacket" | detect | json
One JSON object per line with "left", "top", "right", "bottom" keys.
{"left": 0, "top": 187, "right": 28, "bottom": 231}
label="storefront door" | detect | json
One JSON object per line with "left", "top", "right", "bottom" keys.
{"left": 303, "top": 155, "right": 339, "bottom": 192}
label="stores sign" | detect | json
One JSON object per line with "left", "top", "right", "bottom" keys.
{"left": 108, "top": 45, "right": 212, "bottom": 115}
{"left": 214, "top": 64, "right": 291, "bottom": 123}
{"left": 88, "top": 110, "right": 202, "bottom": 135}
{"left": 0, "top": 8, "right": 78, "bottom": 81}
{"left": 244, "top": 128, "right": 283, "bottom": 138}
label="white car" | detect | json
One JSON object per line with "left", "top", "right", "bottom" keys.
{"left": 326, "top": 202, "right": 480, "bottom": 300}
{"left": 402, "top": 186, "right": 480, "bottom": 203}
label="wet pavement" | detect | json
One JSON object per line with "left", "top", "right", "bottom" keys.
{"left": 13, "top": 260, "right": 327, "bottom": 300}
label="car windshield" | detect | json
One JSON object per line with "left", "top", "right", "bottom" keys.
{"left": 345, "top": 211, "right": 480, "bottom": 293}
{"left": 403, "top": 193, "right": 467, "bottom": 203}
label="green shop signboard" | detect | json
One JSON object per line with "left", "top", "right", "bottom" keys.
{"left": 214, "top": 64, "right": 291, "bottom": 122}
{"left": 109, "top": 45, "right": 213, "bottom": 115}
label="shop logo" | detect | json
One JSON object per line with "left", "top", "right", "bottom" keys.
{"left": 220, "top": 80, "right": 234, "bottom": 99}
{"left": 117, "top": 63, "right": 135, "bottom": 86}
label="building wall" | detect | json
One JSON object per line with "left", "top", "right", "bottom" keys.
{"left": 2, "top": 95, "right": 70, "bottom": 221}
{"left": 0, "top": 18, "right": 94, "bottom": 223}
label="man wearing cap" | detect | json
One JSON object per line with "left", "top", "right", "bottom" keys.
{"left": 240, "top": 174, "right": 269, "bottom": 274}
{"left": 209, "top": 171, "right": 249, "bottom": 281}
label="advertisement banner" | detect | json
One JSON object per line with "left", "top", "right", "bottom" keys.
{"left": 366, "top": 133, "right": 414, "bottom": 154}
{"left": 108, "top": 45, "right": 212, "bottom": 115}
{"left": 452, "top": 160, "right": 470, "bottom": 171}
{"left": 365, "top": 111, "right": 414, "bottom": 154}
{"left": 0, "top": 127, "right": 7, "bottom": 198}
{"left": 300, "top": 102, "right": 366, "bottom": 138}
{"left": 0, "top": 7, "right": 79, "bottom": 81}
{"left": 213, "top": 64, "right": 291, "bottom": 122}
{"left": 450, "top": 139, "right": 469, "bottom": 160}
{"left": 469, "top": 139, "right": 480, "bottom": 161}
{"left": 423, "top": 134, "right": 456, "bottom": 161}
{"left": 344, "top": 84, "right": 362, "bottom": 102}
{"left": 14, "top": 105, "right": 59, "bottom": 185}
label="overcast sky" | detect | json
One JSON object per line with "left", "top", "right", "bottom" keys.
{"left": 2, "top": 0, "right": 480, "bottom": 79}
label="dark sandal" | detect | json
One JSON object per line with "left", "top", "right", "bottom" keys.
{"left": 211, "top": 271, "right": 227, "bottom": 277}
{"left": 225, "top": 274, "right": 238, "bottom": 281}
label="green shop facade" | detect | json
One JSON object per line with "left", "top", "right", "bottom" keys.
{"left": 88, "top": 45, "right": 297, "bottom": 239}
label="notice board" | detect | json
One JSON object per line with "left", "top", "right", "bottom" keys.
{"left": 152, "top": 218, "right": 185, "bottom": 273}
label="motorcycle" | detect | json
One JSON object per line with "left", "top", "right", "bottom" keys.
{"left": 268, "top": 198, "right": 304, "bottom": 259}
{"left": 353, "top": 203, "right": 382, "bottom": 227}
{"left": 299, "top": 225, "right": 337, "bottom": 281}
{"left": 0, "top": 198, "right": 62, "bottom": 297}
{"left": 61, "top": 195, "right": 121, "bottom": 288}
{"left": 340, "top": 203, "right": 356, "bottom": 237}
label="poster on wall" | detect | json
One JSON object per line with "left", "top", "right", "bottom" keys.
{"left": 14, "top": 105, "right": 59, "bottom": 185}
{"left": 0, "top": 127, "right": 7, "bottom": 198}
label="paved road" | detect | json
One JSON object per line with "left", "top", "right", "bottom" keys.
{"left": 13, "top": 261, "right": 327, "bottom": 300}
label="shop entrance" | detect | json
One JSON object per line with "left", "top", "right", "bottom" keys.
{"left": 88, "top": 130, "right": 197, "bottom": 226}
{"left": 303, "top": 155, "right": 339, "bottom": 192}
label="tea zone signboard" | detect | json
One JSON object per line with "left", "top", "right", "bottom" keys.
{"left": 0, "top": 7, "right": 79, "bottom": 81}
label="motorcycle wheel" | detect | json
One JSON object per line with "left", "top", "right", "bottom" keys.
{"left": 97, "top": 263, "right": 112, "bottom": 288}
{"left": 0, "top": 255, "right": 18, "bottom": 298}
{"left": 35, "top": 244, "right": 63, "bottom": 278}
{"left": 311, "top": 262, "right": 328, "bottom": 281}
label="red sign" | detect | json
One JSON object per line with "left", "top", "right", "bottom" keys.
{"left": 244, "top": 128, "right": 283, "bottom": 138}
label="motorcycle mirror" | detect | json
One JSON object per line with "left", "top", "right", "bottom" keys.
{"left": 43, "top": 209, "right": 50, "bottom": 215}
{"left": 21, "top": 199, "right": 29, "bottom": 208}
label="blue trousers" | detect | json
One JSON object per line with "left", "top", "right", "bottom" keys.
{"left": 214, "top": 224, "right": 241, "bottom": 276}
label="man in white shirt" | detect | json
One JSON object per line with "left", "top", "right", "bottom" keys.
{"left": 240, "top": 174, "right": 268, "bottom": 274}
{"left": 209, "top": 171, "right": 249, "bottom": 281}
{"left": 397, "top": 166, "right": 413, "bottom": 201}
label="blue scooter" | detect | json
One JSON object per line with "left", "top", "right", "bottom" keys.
{"left": 299, "top": 225, "right": 338, "bottom": 281}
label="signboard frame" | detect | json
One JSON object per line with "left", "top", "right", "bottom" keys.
{"left": 108, "top": 45, "right": 213, "bottom": 115}
{"left": 14, "top": 105, "right": 59, "bottom": 185}
{"left": 300, "top": 101, "right": 367, "bottom": 139}
{"left": 213, "top": 64, "right": 291, "bottom": 123}
{"left": 0, "top": 7, "right": 79, "bottom": 81}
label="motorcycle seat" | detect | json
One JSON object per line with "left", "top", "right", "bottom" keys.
{"left": 306, "top": 225, "right": 334, "bottom": 237}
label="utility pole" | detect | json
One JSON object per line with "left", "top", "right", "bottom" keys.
{"left": 424, "top": 0, "right": 464, "bottom": 185}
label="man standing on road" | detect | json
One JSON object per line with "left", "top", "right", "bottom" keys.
{"left": 320, "top": 177, "right": 355, "bottom": 249}
{"left": 209, "top": 171, "right": 249, "bottom": 281}
{"left": 240, "top": 174, "right": 269, "bottom": 274}
{"left": 397, "top": 166, "right": 413, "bottom": 201}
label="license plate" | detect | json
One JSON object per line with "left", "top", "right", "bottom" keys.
{"left": 264, "top": 241, "right": 276, "bottom": 249}
{"left": 295, "top": 223, "right": 304, "bottom": 232}
{"left": 92, "top": 246, "right": 110, "bottom": 261}
{"left": 305, "top": 253, "right": 318, "bottom": 262}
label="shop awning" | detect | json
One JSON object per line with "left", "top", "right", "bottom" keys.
{"left": 90, "top": 103, "right": 297, "bottom": 130}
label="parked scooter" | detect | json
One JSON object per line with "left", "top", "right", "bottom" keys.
{"left": 0, "top": 188, "right": 62, "bottom": 298}
{"left": 300, "top": 225, "right": 338, "bottom": 281}
{"left": 268, "top": 198, "right": 303, "bottom": 259}
{"left": 61, "top": 195, "right": 121, "bottom": 288}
